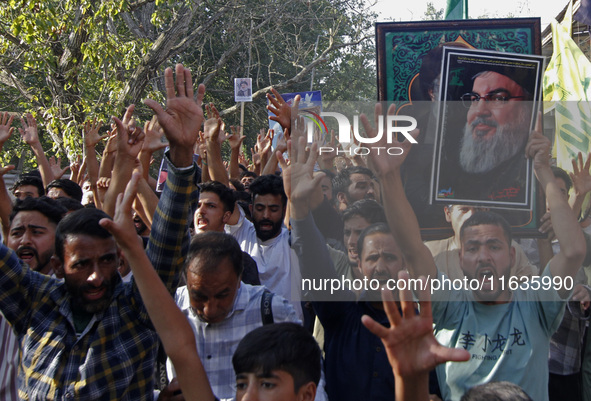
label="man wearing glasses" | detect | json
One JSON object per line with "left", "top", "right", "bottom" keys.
{"left": 459, "top": 71, "right": 531, "bottom": 176}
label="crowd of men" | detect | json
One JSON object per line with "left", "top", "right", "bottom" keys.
{"left": 0, "top": 61, "right": 590, "bottom": 401}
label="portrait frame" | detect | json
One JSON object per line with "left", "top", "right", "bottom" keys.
{"left": 433, "top": 47, "right": 544, "bottom": 209}
{"left": 375, "top": 18, "right": 543, "bottom": 239}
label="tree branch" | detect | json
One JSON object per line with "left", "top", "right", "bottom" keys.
{"left": 219, "top": 34, "right": 372, "bottom": 116}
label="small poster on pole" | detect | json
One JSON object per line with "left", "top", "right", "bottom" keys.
{"left": 234, "top": 78, "right": 252, "bottom": 102}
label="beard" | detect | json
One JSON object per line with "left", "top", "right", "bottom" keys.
{"left": 66, "top": 272, "right": 120, "bottom": 314}
{"left": 17, "top": 246, "right": 53, "bottom": 274}
{"left": 134, "top": 219, "right": 148, "bottom": 235}
{"left": 253, "top": 218, "right": 283, "bottom": 241}
{"left": 459, "top": 111, "right": 530, "bottom": 174}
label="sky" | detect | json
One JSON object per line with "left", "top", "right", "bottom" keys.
{"left": 370, "top": 0, "right": 570, "bottom": 30}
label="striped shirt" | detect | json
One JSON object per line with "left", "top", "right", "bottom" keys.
{"left": 167, "top": 283, "right": 300, "bottom": 400}
{"left": 0, "top": 156, "right": 194, "bottom": 400}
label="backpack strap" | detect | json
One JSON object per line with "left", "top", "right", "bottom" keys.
{"left": 261, "top": 290, "right": 274, "bottom": 325}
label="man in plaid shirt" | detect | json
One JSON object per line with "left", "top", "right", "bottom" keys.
{"left": 0, "top": 63, "right": 204, "bottom": 400}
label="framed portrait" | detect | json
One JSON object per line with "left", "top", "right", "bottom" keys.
{"left": 433, "top": 47, "right": 544, "bottom": 208}
{"left": 375, "top": 18, "right": 543, "bottom": 239}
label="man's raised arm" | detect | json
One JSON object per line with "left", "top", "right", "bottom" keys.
{"left": 144, "top": 64, "right": 205, "bottom": 291}
{"left": 363, "top": 103, "right": 437, "bottom": 279}
{"left": 526, "top": 128, "right": 586, "bottom": 297}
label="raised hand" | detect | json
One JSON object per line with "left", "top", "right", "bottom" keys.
{"left": 318, "top": 130, "right": 338, "bottom": 169}
{"left": 0, "top": 165, "right": 15, "bottom": 177}
{"left": 204, "top": 104, "right": 229, "bottom": 144}
{"left": 103, "top": 127, "right": 117, "bottom": 152}
{"left": 277, "top": 136, "right": 324, "bottom": 219}
{"left": 362, "top": 271, "right": 470, "bottom": 381}
{"left": 276, "top": 129, "right": 289, "bottom": 154}
{"left": 99, "top": 172, "right": 143, "bottom": 252}
{"left": 251, "top": 146, "right": 261, "bottom": 168}
{"left": 48, "top": 156, "right": 70, "bottom": 179}
{"left": 19, "top": 113, "right": 40, "bottom": 146}
{"left": 0, "top": 112, "right": 14, "bottom": 147}
{"left": 143, "top": 116, "right": 168, "bottom": 154}
{"left": 97, "top": 177, "right": 111, "bottom": 191}
{"left": 525, "top": 112, "right": 552, "bottom": 174}
{"left": 238, "top": 152, "right": 248, "bottom": 167}
{"left": 570, "top": 152, "right": 591, "bottom": 197}
{"left": 361, "top": 103, "right": 416, "bottom": 177}
{"left": 144, "top": 64, "right": 205, "bottom": 167}
{"left": 203, "top": 116, "right": 224, "bottom": 144}
{"left": 69, "top": 156, "right": 82, "bottom": 182}
{"left": 83, "top": 118, "right": 106, "bottom": 148}
{"left": 261, "top": 129, "right": 274, "bottom": 152}
{"left": 112, "top": 104, "right": 145, "bottom": 161}
{"left": 267, "top": 88, "right": 300, "bottom": 131}
{"left": 228, "top": 125, "right": 246, "bottom": 150}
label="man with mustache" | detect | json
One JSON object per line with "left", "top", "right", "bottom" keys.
{"left": 438, "top": 69, "right": 534, "bottom": 204}
{"left": 332, "top": 166, "right": 380, "bottom": 212}
{"left": 1, "top": 196, "right": 66, "bottom": 399}
{"left": 226, "top": 174, "right": 302, "bottom": 319}
{"left": 7, "top": 196, "right": 66, "bottom": 275}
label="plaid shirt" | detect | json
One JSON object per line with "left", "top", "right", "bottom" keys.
{"left": 549, "top": 268, "right": 590, "bottom": 375}
{"left": 0, "top": 156, "right": 195, "bottom": 401}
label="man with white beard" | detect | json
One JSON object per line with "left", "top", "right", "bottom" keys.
{"left": 438, "top": 69, "right": 534, "bottom": 204}
{"left": 459, "top": 71, "right": 531, "bottom": 174}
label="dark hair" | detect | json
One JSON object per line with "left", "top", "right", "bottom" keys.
{"left": 199, "top": 181, "right": 236, "bottom": 213}
{"left": 229, "top": 179, "right": 245, "bottom": 192}
{"left": 12, "top": 175, "right": 45, "bottom": 197}
{"left": 187, "top": 232, "right": 243, "bottom": 277}
{"left": 54, "top": 208, "right": 112, "bottom": 261}
{"left": 248, "top": 174, "right": 287, "bottom": 208}
{"left": 551, "top": 165, "right": 572, "bottom": 194}
{"left": 240, "top": 171, "right": 258, "bottom": 180}
{"left": 332, "top": 166, "right": 375, "bottom": 201}
{"left": 460, "top": 381, "right": 532, "bottom": 401}
{"left": 46, "top": 179, "right": 83, "bottom": 202}
{"left": 232, "top": 322, "right": 321, "bottom": 392}
{"left": 357, "top": 222, "right": 392, "bottom": 258}
{"left": 319, "top": 169, "right": 335, "bottom": 181}
{"left": 55, "top": 197, "right": 84, "bottom": 213}
{"left": 460, "top": 211, "right": 512, "bottom": 246}
{"left": 10, "top": 196, "right": 67, "bottom": 226}
{"left": 342, "top": 199, "right": 386, "bottom": 225}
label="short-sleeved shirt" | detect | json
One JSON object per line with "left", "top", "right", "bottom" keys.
{"left": 432, "top": 266, "right": 566, "bottom": 401}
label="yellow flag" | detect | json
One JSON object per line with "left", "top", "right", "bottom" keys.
{"left": 543, "top": 1, "right": 591, "bottom": 169}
